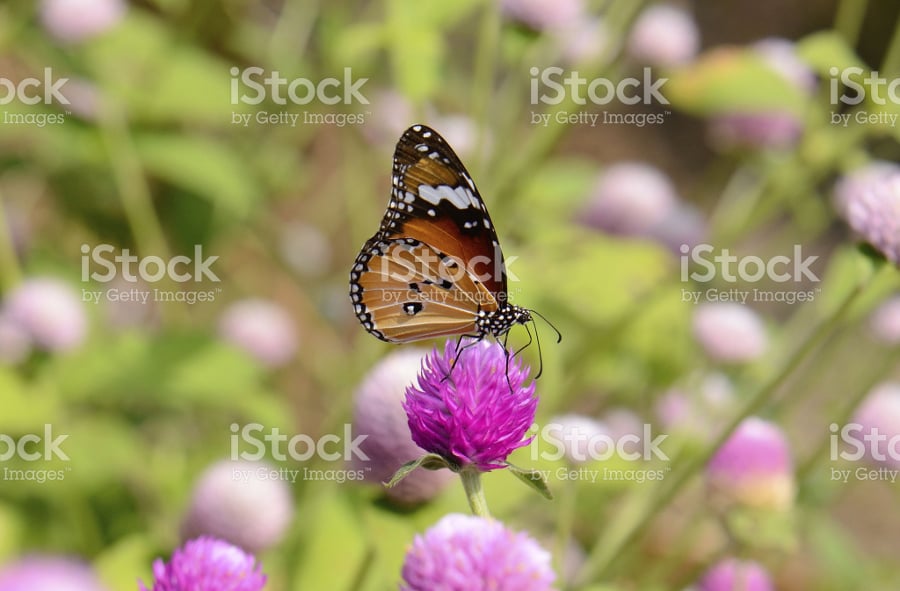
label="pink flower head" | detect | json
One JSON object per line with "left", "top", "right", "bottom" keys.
{"left": 400, "top": 514, "right": 555, "bottom": 591}
{"left": 352, "top": 348, "right": 454, "bottom": 504}
{"left": 218, "top": 298, "right": 298, "bottom": 368}
{"left": 3, "top": 277, "right": 87, "bottom": 352}
{"left": 842, "top": 172, "right": 900, "bottom": 265}
{"left": 693, "top": 303, "right": 768, "bottom": 363}
{"left": 698, "top": 558, "right": 774, "bottom": 591}
{"left": 139, "top": 537, "right": 266, "bottom": 591}
{"left": 707, "top": 417, "right": 794, "bottom": 511}
{"left": 851, "top": 382, "right": 900, "bottom": 469}
{"left": 627, "top": 4, "right": 699, "bottom": 68}
{"left": 403, "top": 339, "right": 538, "bottom": 471}
{"left": 0, "top": 556, "right": 110, "bottom": 591}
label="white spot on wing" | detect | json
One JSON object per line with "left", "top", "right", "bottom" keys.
{"left": 417, "top": 184, "right": 475, "bottom": 210}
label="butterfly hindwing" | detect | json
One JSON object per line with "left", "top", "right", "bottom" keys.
{"left": 351, "top": 238, "right": 498, "bottom": 343}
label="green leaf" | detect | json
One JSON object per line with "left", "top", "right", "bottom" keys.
{"left": 795, "top": 31, "right": 867, "bottom": 76}
{"left": 386, "top": 453, "right": 452, "bottom": 487}
{"left": 666, "top": 47, "right": 808, "bottom": 116}
{"left": 506, "top": 461, "right": 553, "bottom": 500}
{"left": 134, "top": 133, "right": 260, "bottom": 217}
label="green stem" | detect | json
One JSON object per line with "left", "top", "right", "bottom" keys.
{"left": 472, "top": 0, "right": 501, "bottom": 169}
{"left": 834, "top": 0, "right": 869, "bottom": 47}
{"left": 460, "top": 467, "right": 491, "bottom": 517}
{"left": 0, "top": 189, "right": 21, "bottom": 291}
{"left": 879, "top": 12, "right": 900, "bottom": 75}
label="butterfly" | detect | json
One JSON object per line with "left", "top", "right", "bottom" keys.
{"left": 349, "top": 124, "right": 550, "bottom": 352}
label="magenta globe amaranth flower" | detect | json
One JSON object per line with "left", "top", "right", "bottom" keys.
{"left": 707, "top": 417, "right": 794, "bottom": 511}
{"left": 3, "top": 277, "right": 87, "bottom": 352}
{"left": 581, "top": 162, "right": 679, "bottom": 237}
{"left": 842, "top": 172, "right": 900, "bottom": 265}
{"left": 400, "top": 514, "right": 555, "bottom": 591}
{"left": 870, "top": 296, "right": 900, "bottom": 345}
{"left": 851, "top": 382, "right": 900, "bottom": 469}
{"left": 0, "top": 556, "right": 111, "bottom": 591}
{"left": 626, "top": 4, "right": 699, "bottom": 68}
{"left": 181, "top": 460, "right": 294, "bottom": 554}
{"left": 218, "top": 298, "right": 298, "bottom": 367}
{"left": 693, "top": 303, "right": 768, "bottom": 363}
{"left": 40, "top": 0, "right": 126, "bottom": 44}
{"left": 403, "top": 339, "right": 538, "bottom": 471}
{"left": 139, "top": 536, "right": 266, "bottom": 591}
{"left": 352, "top": 348, "right": 454, "bottom": 504}
{"left": 697, "top": 558, "right": 774, "bottom": 591}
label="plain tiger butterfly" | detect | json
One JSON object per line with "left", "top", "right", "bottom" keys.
{"left": 349, "top": 124, "right": 557, "bottom": 367}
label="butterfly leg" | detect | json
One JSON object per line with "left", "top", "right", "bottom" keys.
{"left": 442, "top": 333, "right": 485, "bottom": 382}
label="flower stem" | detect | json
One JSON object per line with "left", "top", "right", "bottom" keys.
{"left": 460, "top": 467, "right": 491, "bottom": 518}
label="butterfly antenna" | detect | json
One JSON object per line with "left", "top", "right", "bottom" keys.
{"left": 530, "top": 308, "right": 562, "bottom": 343}
{"left": 532, "top": 319, "right": 545, "bottom": 379}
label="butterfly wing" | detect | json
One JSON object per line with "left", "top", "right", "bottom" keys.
{"left": 351, "top": 124, "right": 512, "bottom": 343}
{"left": 351, "top": 238, "right": 498, "bottom": 343}
{"left": 380, "top": 124, "right": 508, "bottom": 298}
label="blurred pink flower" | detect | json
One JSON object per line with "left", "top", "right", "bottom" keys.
{"left": 0, "top": 312, "right": 31, "bottom": 364}
{"left": 40, "top": 0, "right": 126, "bottom": 44}
{"left": 500, "top": 0, "right": 584, "bottom": 31}
{"left": 693, "top": 303, "right": 768, "bottom": 363}
{"left": 851, "top": 382, "right": 900, "bottom": 469}
{"left": 870, "top": 296, "right": 900, "bottom": 345}
{"left": 0, "top": 556, "right": 111, "bottom": 591}
{"left": 708, "top": 38, "right": 811, "bottom": 150}
{"left": 581, "top": 162, "right": 679, "bottom": 237}
{"left": 181, "top": 459, "right": 294, "bottom": 554}
{"left": 279, "top": 222, "right": 331, "bottom": 278}
{"left": 647, "top": 201, "right": 708, "bottom": 254}
{"left": 3, "top": 277, "right": 87, "bottom": 352}
{"left": 546, "top": 414, "right": 610, "bottom": 464}
{"left": 656, "top": 373, "right": 735, "bottom": 439}
{"left": 833, "top": 161, "right": 900, "bottom": 218}
{"left": 218, "top": 299, "right": 298, "bottom": 368}
{"left": 360, "top": 90, "right": 415, "bottom": 147}
{"left": 708, "top": 112, "right": 803, "bottom": 150}
{"left": 698, "top": 558, "right": 774, "bottom": 591}
{"left": 706, "top": 417, "right": 794, "bottom": 511}
{"left": 554, "top": 19, "right": 612, "bottom": 64}
{"left": 351, "top": 348, "right": 454, "bottom": 505}
{"left": 841, "top": 172, "right": 900, "bottom": 265}
{"left": 400, "top": 514, "right": 555, "bottom": 591}
{"left": 626, "top": 5, "right": 699, "bottom": 68}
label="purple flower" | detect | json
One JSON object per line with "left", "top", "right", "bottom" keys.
{"left": 708, "top": 112, "right": 804, "bottom": 151}
{"left": 3, "top": 277, "right": 87, "bottom": 352}
{"left": 218, "top": 299, "right": 298, "bottom": 368}
{"left": 626, "top": 5, "right": 699, "bottom": 68}
{"left": 403, "top": 339, "right": 538, "bottom": 472}
{"left": 352, "top": 348, "right": 454, "bottom": 505}
{"left": 707, "top": 417, "right": 794, "bottom": 511}
{"left": 697, "top": 558, "right": 774, "bottom": 591}
{"left": 400, "top": 514, "right": 555, "bottom": 591}
{"left": 0, "top": 312, "right": 31, "bottom": 364}
{"left": 139, "top": 537, "right": 266, "bottom": 591}
{"left": 580, "top": 162, "right": 679, "bottom": 237}
{"left": 870, "top": 296, "right": 900, "bottom": 345}
{"left": 500, "top": 0, "right": 584, "bottom": 31}
{"left": 40, "top": 0, "right": 126, "bottom": 44}
{"left": 842, "top": 172, "right": 900, "bottom": 265}
{"left": 693, "top": 303, "right": 768, "bottom": 363}
{"left": 0, "top": 556, "right": 111, "bottom": 591}
{"left": 851, "top": 382, "right": 900, "bottom": 469}
{"left": 833, "top": 161, "right": 900, "bottom": 218}
{"left": 181, "top": 460, "right": 294, "bottom": 554}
